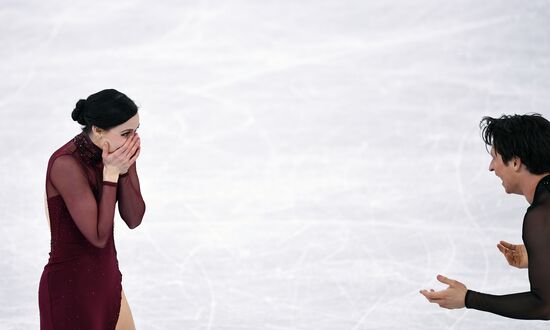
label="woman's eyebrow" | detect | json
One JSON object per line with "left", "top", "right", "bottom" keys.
{"left": 121, "top": 124, "right": 140, "bottom": 134}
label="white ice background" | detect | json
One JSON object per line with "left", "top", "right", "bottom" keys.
{"left": 1, "top": 0, "right": 550, "bottom": 329}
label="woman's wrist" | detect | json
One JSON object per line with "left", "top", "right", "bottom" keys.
{"left": 103, "top": 167, "right": 120, "bottom": 183}
{"left": 119, "top": 164, "right": 135, "bottom": 178}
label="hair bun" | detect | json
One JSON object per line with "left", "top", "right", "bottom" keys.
{"left": 71, "top": 99, "right": 88, "bottom": 125}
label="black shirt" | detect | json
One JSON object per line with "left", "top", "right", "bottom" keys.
{"left": 465, "top": 175, "right": 550, "bottom": 319}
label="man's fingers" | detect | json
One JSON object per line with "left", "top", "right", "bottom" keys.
{"left": 500, "top": 241, "right": 516, "bottom": 250}
{"left": 421, "top": 294, "right": 445, "bottom": 305}
{"left": 436, "top": 274, "right": 455, "bottom": 286}
{"left": 420, "top": 290, "right": 436, "bottom": 300}
{"left": 427, "top": 297, "right": 444, "bottom": 304}
{"left": 420, "top": 289, "right": 446, "bottom": 300}
{"left": 498, "top": 244, "right": 518, "bottom": 257}
{"left": 497, "top": 243, "right": 511, "bottom": 255}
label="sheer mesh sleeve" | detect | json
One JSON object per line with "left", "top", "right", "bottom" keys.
{"left": 50, "top": 155, "right": 118, "bottom": 248}
{"left": 465, "top": 206, "right": 550, "bottom": 320}
{"left": 117, "top": 163, "right": 145, "bottom": 229}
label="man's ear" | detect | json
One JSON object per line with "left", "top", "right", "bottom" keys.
{"left": 512, "top": 156, "right": 523, "bottom": 172}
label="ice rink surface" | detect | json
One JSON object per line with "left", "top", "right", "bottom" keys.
{"left": 1, "top": 0, "right": 550, "bottom": 329}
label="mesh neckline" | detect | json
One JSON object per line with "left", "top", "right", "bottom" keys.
{"left": 72, "top": 132, "right": 102, "bottom": 166}
{"left": 532, "top": 174, "right": 550, "bottom": 205}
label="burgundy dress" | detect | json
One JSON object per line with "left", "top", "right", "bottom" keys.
{"left": 39, "top": 132, "right": 145, "bottom": 329}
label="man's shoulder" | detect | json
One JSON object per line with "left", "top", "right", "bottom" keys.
{"left": 525, "top": 198, "right": 550, "bottom": 223}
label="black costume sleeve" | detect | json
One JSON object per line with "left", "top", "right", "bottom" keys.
{"left": 465, "top": 206, "right": 550, "bottom": 320}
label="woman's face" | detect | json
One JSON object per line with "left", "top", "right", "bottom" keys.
{"left": 93, "top": 113, "right": 140, "bottom": 152}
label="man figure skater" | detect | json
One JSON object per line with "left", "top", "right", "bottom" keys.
{"left": 420, "top": 113, "right": 550, "bottom": 319}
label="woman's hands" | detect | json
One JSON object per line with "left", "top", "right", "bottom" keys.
{"left": 497, "top": 240, "right": 528, "bottom": 269}
{"left": 102, "top": 133, "right": 141, "bottom": 182}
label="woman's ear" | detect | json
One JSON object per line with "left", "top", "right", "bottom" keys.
{"left": 92, "top": 126, "right": 104, "bottom": 139}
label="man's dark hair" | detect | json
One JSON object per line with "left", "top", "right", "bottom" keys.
{"left": 480, "top": 113, "right": 550, "bottom": 174}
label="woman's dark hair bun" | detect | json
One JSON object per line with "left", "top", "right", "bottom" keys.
{"left": 72, "top": 89, "right": 138, "bottom": 132}
{"left": 72, "top": 99, "right": 88, "bottom": 125}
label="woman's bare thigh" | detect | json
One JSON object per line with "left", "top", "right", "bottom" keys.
{"left": 116, "top": 288, "right": 136, "bottom": 330}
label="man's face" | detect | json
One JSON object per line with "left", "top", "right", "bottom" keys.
{"left": 489, "top": 147, "right": 518, "bottom": 194}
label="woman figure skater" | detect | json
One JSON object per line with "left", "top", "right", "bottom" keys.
{"left": 38, "top": 89, "right": 146, "bottom": 329}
